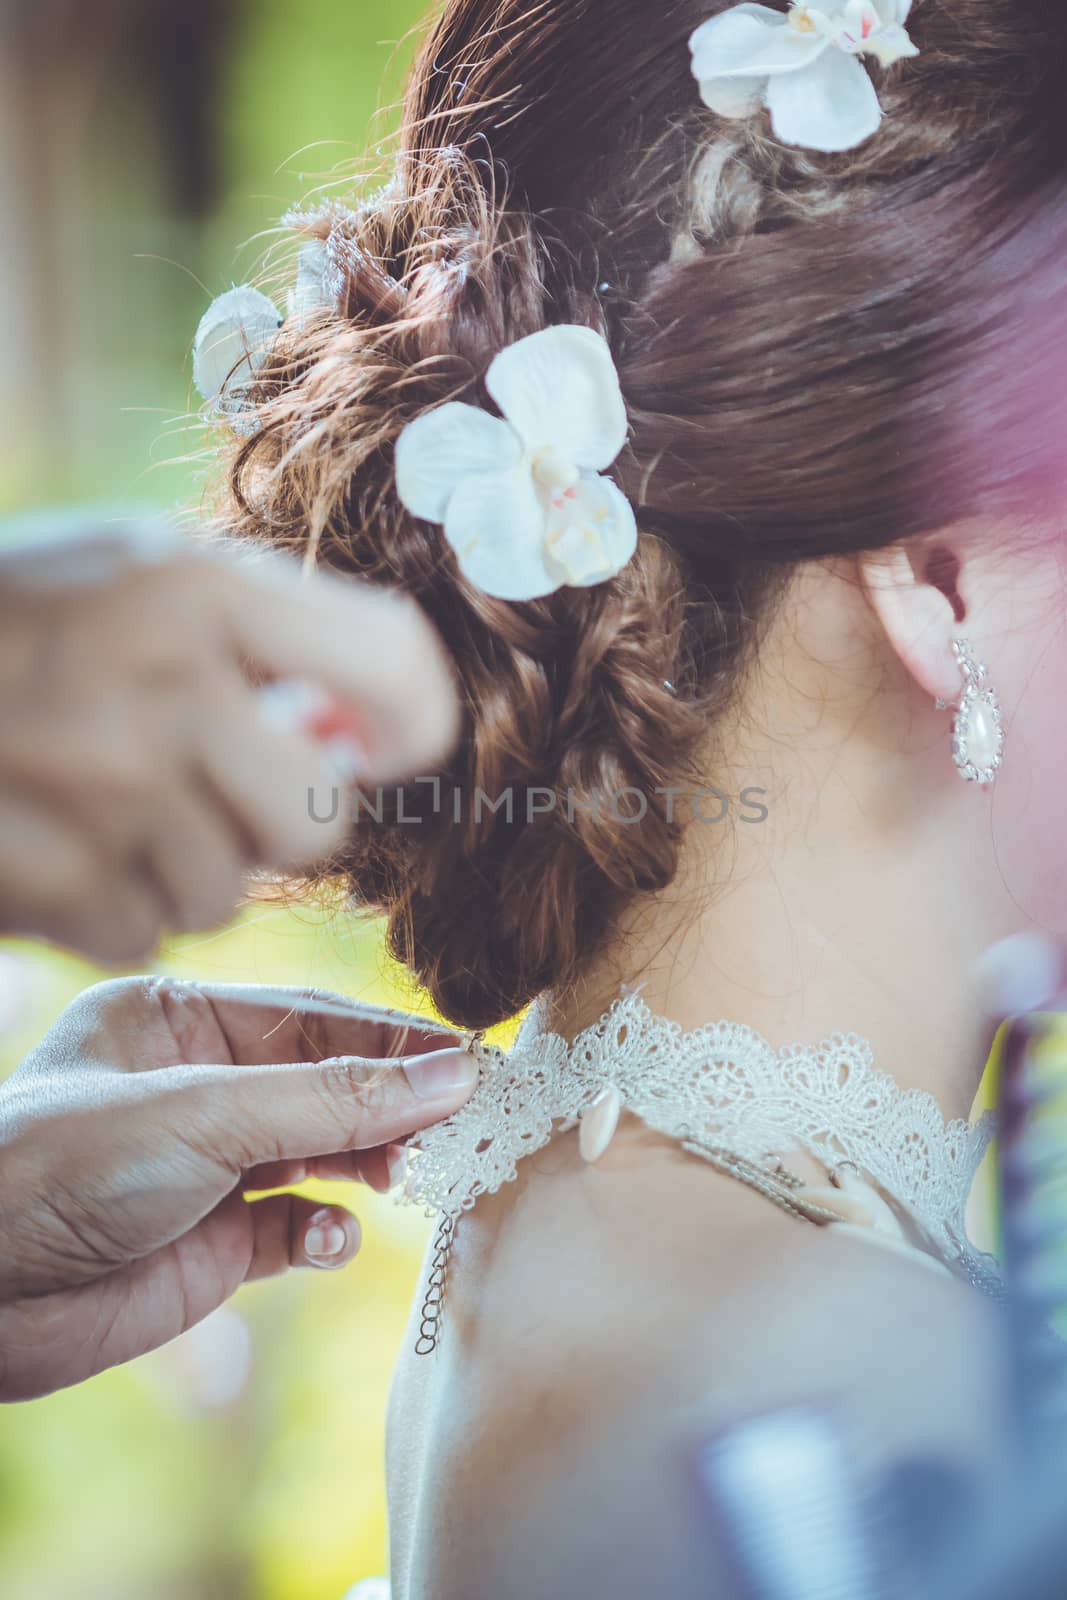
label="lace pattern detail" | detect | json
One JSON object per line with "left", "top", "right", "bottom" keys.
{"left": 400, "top": 988, "right": 999, "bottom": 1286}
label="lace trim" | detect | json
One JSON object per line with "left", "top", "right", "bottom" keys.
{"left": 400, "top": 987, "right": 999, "bottom": 1285}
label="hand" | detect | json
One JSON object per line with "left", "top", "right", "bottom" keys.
{"left": 0, "top": 520, "right": 459, "bottom": 963}
{"left": 0, "top": 977, "right": 476, "bottom": 1401}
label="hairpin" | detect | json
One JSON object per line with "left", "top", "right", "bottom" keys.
{"left": 689, "top": 1, "right": 919, "bottom": 153}
{"left": 395, "top": 325, "right": 638, "bottom": 602}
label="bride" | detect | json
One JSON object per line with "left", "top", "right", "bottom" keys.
{"left": 197, "top": 0, "right": 1067, "bottom": 1590}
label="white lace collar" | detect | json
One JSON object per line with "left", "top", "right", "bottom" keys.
{"left": 402, "top": 987, "right": 996, "bottom": 1281}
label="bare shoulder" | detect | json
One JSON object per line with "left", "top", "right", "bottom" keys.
{"left": 396, "top": 1119, "right": 1007, "bottom": 1599}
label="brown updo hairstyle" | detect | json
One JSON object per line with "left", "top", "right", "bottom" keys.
{"left": 220, "top": 0, "right": 1067, "bottom": 1029}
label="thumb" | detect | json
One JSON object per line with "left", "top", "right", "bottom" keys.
{"left": 171, "top": 1045, "right": 479, "bottom": 1171}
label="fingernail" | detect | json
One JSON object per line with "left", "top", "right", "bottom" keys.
{"left": 305, "top": 1207, "right": 350, "bottom": 1269}
{"left": 386, "top": 1143, "right": 408, "bottom": 1188}
{"left": 402, "top": 1047, "right": 478, "bottom": 1099}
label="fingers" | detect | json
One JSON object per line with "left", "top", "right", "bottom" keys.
{"left": 242, "top": 1194, "right": 361, "bottom": 1279}
{"left": 0, "top": 793, "right": 97, "bottom": 941}
{"left": 332, "top": 1144, "right": 406, "bottom": 1194}
{"left": 187, "top": 982, "right": 462, "bottom": 1068}
{"left": 140, "top": 777, "right": 249, "bottom": 935}
{"left": 0, "top": 792, "right": 165, "bottom": 964}
{"left": 245, "top": 1142, "right": 407, "bottom": 1195}
{"left": 219, "top": 560, "right": 461, "bottom": 779}
{"left": 0, "top": 1192, "right": 364, "bottom": 1400}
{"left": 167, "top": 1045, "right": 477, "bottom": 1171}
{"left": 194, "top": 676, "right": 350, "bottom": 866}
{"left": 57, "top": 869, "right": 166, "bottom": 968}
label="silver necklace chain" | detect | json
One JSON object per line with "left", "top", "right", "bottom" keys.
{"left": 413, "top": 1140, "right": 1002, "bottom": 1357}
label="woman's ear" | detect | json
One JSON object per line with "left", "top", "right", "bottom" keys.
{"left": 859, "top": 541, "right": 966, "bottom": 705}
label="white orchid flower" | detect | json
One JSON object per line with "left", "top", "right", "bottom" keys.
{"left": 689, "top": 0, "right": 919, "bottom": 153}
{"left": 395, "top": 326, "right": 637, "bottom": 602}
{"left": 192, "top": 284, "right": 283, "bottom": 410}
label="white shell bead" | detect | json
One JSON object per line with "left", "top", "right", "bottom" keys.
{"left": 962, "top": 700, "right": 1001, "bottom": 770}
{"left": 579, "top": 1086, "right": 622, "bottom": 1163}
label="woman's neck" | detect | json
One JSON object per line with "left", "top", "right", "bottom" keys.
{"left": 545, "top": 576, "right": 1024, "bottom": 1124}
{"left": 549, "top": 807, "right": 993, "bottom": 1124}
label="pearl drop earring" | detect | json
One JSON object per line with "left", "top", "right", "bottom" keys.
{"left": 935, "top": 637, "right": 1005, "bottom": 785}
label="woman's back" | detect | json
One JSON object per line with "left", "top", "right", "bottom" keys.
{"left": 385, "top": 995, "right": 1007, "bottom": 1596}
{"left": 388, "top": 1108, "right": 1007, "bottom": 1598}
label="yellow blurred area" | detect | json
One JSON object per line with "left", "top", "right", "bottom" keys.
{"left": 0, "top": 913, "right": 435, "bottom": 1600}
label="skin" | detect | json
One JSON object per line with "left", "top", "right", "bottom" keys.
{"left": 388, "top": 524, "right": 1065, "bottom": 1596}
{"left": 0, "top": 526, "right": 459, "bottom": 964}
{"left": 553, "top": 521, "right": 1067, "bottom": 1119}
{"left": 0, "top": 981, "right": 475, "bottom": 1402}
{"left": 390, "top": 1124, "right": 1011, "bottom": 1599}
{"left": 0, "top": 519, "right": 468, "bottom": 1404}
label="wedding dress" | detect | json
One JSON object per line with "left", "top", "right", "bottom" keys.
{"left": 370, "top": 987, "right": 1002, "bottom": 1600}
{"left": 403, "top": 986, "right": 1001, "bottom": 1302}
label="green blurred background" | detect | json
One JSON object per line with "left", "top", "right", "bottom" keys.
{"left": 0, "top": 3, "right": 433, "bottom": 1596}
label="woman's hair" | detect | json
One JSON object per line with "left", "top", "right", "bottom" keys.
{"left": 221, "top": 0, "right": 1067, "bottom": 1028}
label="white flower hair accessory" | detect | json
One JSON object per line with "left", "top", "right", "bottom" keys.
{"left": 689, "top": 1, "right": 919, "bottom": 153}
{"left": 191, "top": 284, "right": 283, "bottom": 419}
{"left": 394, "top": 326, "right": 638, "bottom": 602}
{"left": 192, "top": 212, "right": 357, "bottom": 425}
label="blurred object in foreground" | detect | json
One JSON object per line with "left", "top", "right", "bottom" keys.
{"left": 690, "top": 952, "right": 1067, "bottom": 1600}
{"left": 974, "top": 932, "right": 1067, "bottom": 1453}
{"left": 995, "top": 1010, "right": 1067, "bottom": 1455}
{"left": 695, "top": 1409, "right": 881, "bottom": 1599}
